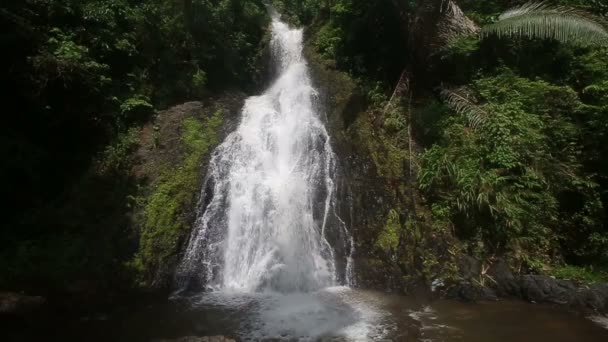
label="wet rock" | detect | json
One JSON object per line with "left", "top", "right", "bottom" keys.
{"left": 132, "top": 94, "right": 246, "bottom": 290}
{"left": 447, "top": 256, "right": 501, "bottom": 302}
{"left": 563, "top": 282, "right": 608, "bottom": 314}
{"left": 520, "top": 275, "right": 577, "bottom": 305}
{"left": 453, "top": 256, "right": 608, "bottom": 314}
{"left": 458, "top": 256, "right": 481, "bottom": 281}
{"left": 0, "top": 292, "right": 45, "bottom": 315}
{"left": 447, "top": 282, "right": 498, "bottom": 302}
{"left": 517, "top": 275, "right": 608, "bottom": 314}
{"left": 583, "top": 283, "right": 608, "bottom": 313}
{"left": 486, "top": 259, "right": 520, "bottom": 296}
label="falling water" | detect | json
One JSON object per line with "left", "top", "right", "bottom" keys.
{"left": 176, "top": 14, "right": 353, "bottom": 294}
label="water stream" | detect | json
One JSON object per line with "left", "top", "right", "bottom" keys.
{"left": 169, "top": 13, "right": 370, "bottom": 340}
{"left": 176, "top": 14, "right": 352, "bottom": 295}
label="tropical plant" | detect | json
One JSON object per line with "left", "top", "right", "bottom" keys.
{"left": 439, "top": 2, "right": 608, "bottom": 134}
{"left": 482, "top": 1, "right": 608, "bottom": 46}
{"left": 440, "top": 86, "right": 488, "bottom": 129}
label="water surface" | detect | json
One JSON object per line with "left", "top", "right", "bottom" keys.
{"left": 6, "top": 288, "right": 607, "bottom": 341}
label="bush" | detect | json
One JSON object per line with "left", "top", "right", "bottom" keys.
{"left": 420, "top": 69, "right": 607, "bottom": 269}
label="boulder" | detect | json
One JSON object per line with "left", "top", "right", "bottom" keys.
{"left": 447, "top": 281, "right": 498, "bottom": 302}
{"left": 458, "top": 255, "right": 482, "bottom": 281}
{"left": 520, "top": 275, "right": 577, "bottom": 305}
{"left": 487, "top": 259, "right": 520, "bottom": 296}
{"left": 570, "top": 283, "right": 608, "bottom": 314}
{"left": 450, "top": 255, "right": 608, "bottom": 314}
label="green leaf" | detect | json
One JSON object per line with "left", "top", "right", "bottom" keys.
{"left": 482, "top": 1, "right": 608, "bottom": 46}
{"left": 440, "top": 86, "right": 489, "bottom": 129}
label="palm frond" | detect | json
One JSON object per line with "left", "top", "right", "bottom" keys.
{"left": 437, "top": 0, "right": 480, "bottom": 45}
{"left": 440, "top": 86, "right": 488, "bottom": 129}
{"left": 482, "top": 1, "right": 608, "bottom": 46}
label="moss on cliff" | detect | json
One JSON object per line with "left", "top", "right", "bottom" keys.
{"left": 304, "top": 26, "right": 460, "bottom": 291}
{"left": 352, "top": 113, "right": 409, "bottom": 180}
{"left": 375, "top": 209, "right": 401, "bottom": 251}
{"left": 129, "top": 104, "right": 226, "bottom": 288}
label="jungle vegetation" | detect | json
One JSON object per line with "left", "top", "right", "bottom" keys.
{"left": 2, "top": 0, "right": 608, "bottom": 292}
{"left": 276, "top": 0, "right": 608, "bottom": 280}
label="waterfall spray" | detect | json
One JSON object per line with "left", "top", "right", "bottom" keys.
{"left": 176, "top": 14, "right": 353, "bottom": 293}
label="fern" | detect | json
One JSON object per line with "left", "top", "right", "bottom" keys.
{"left": 482, "top": 2, "right": 608, "bottom": 46}
{"left": 440, "top": 87, "right": 488, "bottom": 129}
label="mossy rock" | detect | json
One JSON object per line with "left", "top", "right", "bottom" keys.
{"left": 304, "top": 29, "right": 458, "bottom": 292}
{"left": 129, "top": 94, "right": 245, "bottom": 289}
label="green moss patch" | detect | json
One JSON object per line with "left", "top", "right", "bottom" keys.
{"left": 551, "top": 265, "right": 608, "bottom": 284}
{"left": 132, "top": 110, "right": 223, "bottom": 286}
{"left": 375, "top": 209, "right": 401, "bottom": 251}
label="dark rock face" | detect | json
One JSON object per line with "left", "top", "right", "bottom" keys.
{"left": 449, "top": 257, "right": 608, "bottom": 314}
{"left": 487, "top": 259, "right": 520, "bottom": 297}
{"left": 446, "top": 282, "right": 498, "bottom": 302}
{"left": 132, "top": 94, "right": 247, "bottom": 290}
{"left": 518, "top": 276, "right": 608, "bottom": 314}
{"left": 304, "top": 44, "right": 394, "bottom": 289}
{"left": 0, "top": 292, "right": 45, "bottom": 315}
{"left": 520, "top": 275, "right": 577, "bottom": 305}
{"left": 304, "top": 32, "right": 458, "bottom": 293}
{"left": 575, "top": 283, "right": 608, "bottom": 314}
{"left": 457, "top": 256, "right": 482, "bottom": 281}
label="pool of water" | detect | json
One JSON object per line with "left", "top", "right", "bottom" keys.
{"left": 4, "top": 287, "right": 608, "bottom": 341}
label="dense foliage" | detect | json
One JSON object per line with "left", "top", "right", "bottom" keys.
{"left": 1, "top": 0, "right": 268, "bottom": 291}
{"left": 3, "top": 0, "right": 608, "bottom": 293}
{"left": 281, "top": 0, "right": 608, "bottom": 276}
{"left": 422, "top": 0, "right": 608, "bottom": 271}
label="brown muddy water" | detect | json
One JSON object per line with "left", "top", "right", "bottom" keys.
{"left": 3, "top": 287, "right": 608, "bottom": 341}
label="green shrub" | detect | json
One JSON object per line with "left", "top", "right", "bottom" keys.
{"left": 120, "top": 95, "right": 154, "bottom": 123}
{"left": 420, "top": 70, "right": 607, "bottom": 268}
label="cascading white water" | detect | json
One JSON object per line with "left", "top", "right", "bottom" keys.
{"left": 177, "top": 14, "right": 353, "bottom": 294}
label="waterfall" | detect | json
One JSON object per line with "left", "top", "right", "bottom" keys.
{"left": 176, "top": 15, "right": 353, "bottom": 293}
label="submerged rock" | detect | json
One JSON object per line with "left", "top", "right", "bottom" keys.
{"left": 0, "top": 292, "right": 45, "bottom": 315}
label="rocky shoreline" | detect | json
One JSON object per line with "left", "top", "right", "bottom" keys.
{"left": 446, "top": 257, "right": 608, "bottom": 315}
